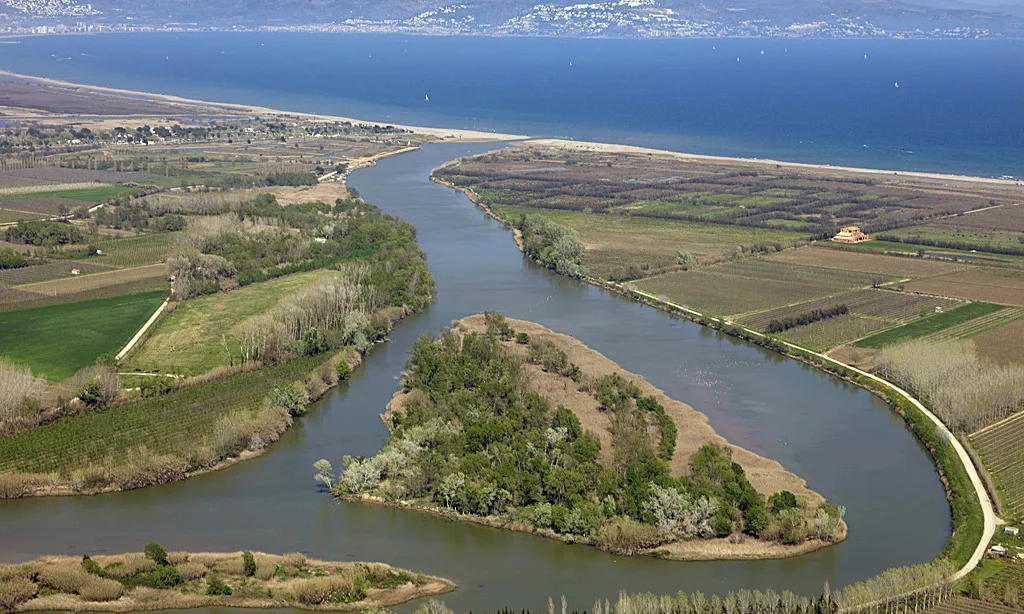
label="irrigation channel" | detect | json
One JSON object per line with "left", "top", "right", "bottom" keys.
{"left": 0, "top": 142, "right": 952, "bottom": 613}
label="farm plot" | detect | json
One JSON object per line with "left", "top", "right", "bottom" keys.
{"left": 779, "top": 313, "right": 891, "bottom": 351}
{"left": 741, "top": 289, "right": 961, "bottom": 330}
{"left": 635, "top": 259, "right": 889, "bottom": 317}
{"left": 855, "top": 302, "right": 1006, "bottom": 348}
{"left": 0, "top": 261, "right": 114, "bottom": 286}
{"left": 974, "top": 317, "right": 1024, "bottom": 365}
{"left": 0, "top": 353, "right": 331, "bottom": 474}
{"left": 0, "top": 185, "right": 138, "bottom": 204}
{"left": 16, "top": 263, "right": 167, "bottom": 296}
{"left": 0, "top": 275, "right": 168, "bottom": 312}
{"left": 767, "top": 245, "right": 963, "bottom": 278}
{"left": 0, "top": 290, "right": 167, "bottom": 381}
{"left": 0, "top": 208, "right": 47, "bottom": 223}
{"left": 922, "top": 307, "right": 1024, "bottom": 342}
{"left": 904, "top": 268, "right": 1024, "bottom": 306}
{"left": 970, "top": 411, "right": 1024, "bottom": 515}
{"left": 0, "top": 196, "right": 82, "bottom": 216}
{"left": 0, "top": 167, "right": 153, "bottom": 185}
{"left": 93, "top": 232, "right": 175, "bottom": 268}
{"left": 924, "top": 596, "right": 1024, "bottom": 614}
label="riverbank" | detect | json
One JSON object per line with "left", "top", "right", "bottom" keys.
{"left": 0, "top": 550, "right": 452, "bottom": 612}
{"left": 342, "top": 313, "right": 846, "bottom": 562}
{"left": 435, "top": 164, "right": 994, "bottom": 575}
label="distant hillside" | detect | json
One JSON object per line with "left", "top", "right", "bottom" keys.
{"left": 3, "top": 0, "right": 1022, "bottom": 38}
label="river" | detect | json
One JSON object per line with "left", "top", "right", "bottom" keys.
{"left": 0, "top": 142, "right": 950, "bottom": 612}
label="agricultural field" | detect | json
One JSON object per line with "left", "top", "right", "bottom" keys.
{"left": 635, "top": 259, "right": 891, "bottom": 317}
{"left": 881, "top": 224, "right": 1024, "bottom": 257}
{"left": 971, "top": 411, "right": 1024, "bottom": 517}
{"left": 904, "top": 268, "right": 1024, "bottom": 307}
{"left": 974, "top": 318, "right": 1024, "bottom": 365}
{"left": 92, "top": 232, "right": 176, "bottom": 268}
{"left": 738, "top": 289, "right": 962, "bottom": 350}
{"left": 126, "top": 269, "right": 343, "bottom": 375}
{"left": 493, "top": 204, "right": 805, "bottom": 280}
{"left": 855, "top": 302, "right": 1006, "bottom": 348}
{"left": 439, "top": 144, "right": 1020, "bottom": 237}
{"left": 921, "top": 308, "right": 1024, "bottom": 342}
{"left": 0, "top": 275, "right": 169, "bottom": 312}
{"left": 0, "top": 353, "right": 331, "bottom": 474}
{"left": 0, "top": 196, "right": 83, "bottom": 216}
{"left": 0, "top": 208, "right": 47, "bottom": 223}
{"left": 0, "top": 167, "right": 152, "bottom": 186}
{"left": 924, "top": 596, "right": 1024, "bottom": 614}
{"left": 767, "top": 244, "right": 964, "bottom": 278}
{"left": 15, "top": 264, "right": 168, "bottom": 298}
{"left": 0, "top": 260, "right": 114, "bottom": 286}
{"left": 0, "top": 290, "right": 167, "bottom": 381}
{"left": 0, "top": 185, "right": 139, "bottom": 204}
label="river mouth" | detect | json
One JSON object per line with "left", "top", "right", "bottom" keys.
{"left": 0, "top": 142, "right": 950, "bottom": 612}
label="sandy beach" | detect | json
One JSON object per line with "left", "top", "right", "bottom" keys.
{"left": 2, "top": 69, "right": 1021, "bottom": 189}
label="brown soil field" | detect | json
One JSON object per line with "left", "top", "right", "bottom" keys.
{"left": 0, "top": 167, "right": 152, "bottom": 186}
{"left": 827, "top": 345, "right": 879, "bottom": 371}
{"left": 0, "top": 261, "right": 115, "bottom": 286}
{"left": 928, "top": 203, "right": 1024, "bottom": 233}
{"left": 780, "top": 314, "right": 892, "bottom": 351}
{"left": 0, "top": 276, "right": 168, "bottom": 312}
{"left": 0, "top": 209, "right": 47, "bottom": 223}
{"left": 904, "top": 269, "right": 1024, "bottom": 306}
{"left": 262, "top": 182, "right": 353, "bottom": 206}
{"left": 455, "top": 315, "right": 825, "bottom": 503}
{"left": 3, "top": 552, "right": 452, "bottom": 613}
{"left": 0, "top": 197, "right": 83, "bottom": 216}
{"left": 17, "top": 264, "right": 167, "bottom": 296}
{"left": 741, "top": 288, "right": 960, "bottom": 330}
{"left": 973, "top": 317, "right": 1024, "bottom": 365}
{"left": 0, "top": 284, "right": 41, "bottom": 304}
{"left": 0, "top": 240, "right": 34, "bottom": 253}
{"left": 767, "top": 245, "right": 963, "bottom": 277}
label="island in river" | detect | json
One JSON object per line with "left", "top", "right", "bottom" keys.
{"left": 331, "top": 313, "right": 846, "bottom": 561}
{"left": 0, "top": 548, "right": 452, "bottom": 612}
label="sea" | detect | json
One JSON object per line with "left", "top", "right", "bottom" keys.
{"left": 1, "top": 33, "right": 1022, "bottom": 177}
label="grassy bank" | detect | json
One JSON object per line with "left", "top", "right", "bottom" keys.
{"left": 0, "top": 546, "right": 452, "bottom": 612}
{"left": 0, "top": 291, "right": 167, "bottom": 381}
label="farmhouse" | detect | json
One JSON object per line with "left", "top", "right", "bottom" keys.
{"left": 832, "top": 226, "right": 871, "bottom": 244}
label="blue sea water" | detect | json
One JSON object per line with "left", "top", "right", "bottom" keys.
{"left": 1, "top": 33, "right": 1022, "bottom": 176}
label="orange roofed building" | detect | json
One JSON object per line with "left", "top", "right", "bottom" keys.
{"left": 832, "top": 226, "right": 870, "bottom": 243}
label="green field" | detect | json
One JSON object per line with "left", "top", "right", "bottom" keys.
{"left": 126, "top": 270, "right": 342, "bottom": 375}
{"left": 0, "top": 353, "right": 331, "bottom": 474}
{"left": 0, "top": 185, "right": 138, "bottom": 204}
{"left": 0, "top": 290, "right": 166, "bottom": 380}
{"left": 855, "top": 302, "right": 1006, "bottom": 349}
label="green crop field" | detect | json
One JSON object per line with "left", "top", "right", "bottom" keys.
{"left": 0, "top": 290, "right": 166, "bottom": 381}
{"left": 126, "top": 269, "right": 342, "bottom": 375}
{"left": 0, "top": 353, "right": 331, "bottom": 474}
{"left": 0, "top": 185, "right": 138, "bottom": 204}
{"left": 855, "top": 302, "right": 1006, "bottom": 348}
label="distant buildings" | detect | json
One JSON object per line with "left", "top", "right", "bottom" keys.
{"left": 832, "top": 226, "right": 870, "bottom": 244}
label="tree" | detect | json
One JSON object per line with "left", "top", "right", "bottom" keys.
{"left": 267, "top": 383, "right": 309, "bottom": 417}
{"left": 242, "top": 551, "right": 256, "bottom": 577}
{"left": 676, "top": 250, "right": 694, "bottom": 268}
{"left": 313, "top": 459, "right": 335, "bottom": 490}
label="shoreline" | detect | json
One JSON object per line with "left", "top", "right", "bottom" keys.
{"left": 350, "top": 313, "right": 847, "bottom": 563}
{"left": 435, "top": 166, "right": 995, "bottom": 575}
{"left": 1, "top": 69, "right": 1021, "bottom": 187}
{"left": 2, "top": 551, "right": 454, "bottom": 612}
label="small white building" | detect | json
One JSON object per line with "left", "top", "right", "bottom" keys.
{"left": 1005, "top": 527, "right": 1020, "bottom": 536}
{"left": 991, "top": 545, "right": 1008, "bottom": 555}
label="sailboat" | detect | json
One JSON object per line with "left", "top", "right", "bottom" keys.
{"left": 894, "top": 82, "right": 900, "bottom": 88}
{"left": 425, "top": 94, "right": 430, "bottom": 102}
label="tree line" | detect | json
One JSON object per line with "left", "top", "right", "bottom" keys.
{"left": 766, "top": 305, "right": 849, "bottom": 334}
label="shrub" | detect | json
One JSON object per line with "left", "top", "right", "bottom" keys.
{"left": 0, "top": 564, "right": 36, "bottom": 583}
{"left": 266, "top": 383, "right": 309, "bottom": 417}
{"left": 81, "top": 556, "right": 102, "bottom": 576}
{"left": 769, "top": 490, "right": 799, "bottom": 514}
{"left": 143, "top": 541, "right": 169, "bottom": 566}
{"left": 336, "top": 361, "right": 351, "bottom": 381}
{"left": 38, "top": 566, "right": 90, "bottom": 593}
{"left": 166, "top": 552, "right": 190, "bottom": 565}
{"left": 290, "top": 573, "right": 366, "bottom": 605}
{"left": 594, "top": 517, "right": 663, "bottom": 555}
{"left": 0, "top": 473, "right": 47, "bottom": 500}
{"left": 78, "top": 577, "right": 124, "bottom": 602}
{"left": 177, "top": 562, "right": 208, "bottom": 581}
{"left": 242, "top": 551, "right": 256, "bottom": 577}
{"left": 0, "top": 578, "right": 37, "bottom": 610}
{"left": 254, "top": 559, "right": 277, "bottom": 581}
{"left": 516, "top": 332, "right": 529, "bottom": 344}
{"left": 104, "top": 554, "right": 156, "bottom": 578}
{"left": 205, "top": 571, "right": 232, "bottom": 596}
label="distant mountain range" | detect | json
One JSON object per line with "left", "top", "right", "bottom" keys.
{"left": 3, "top": 0, "right": 1023, "bottom": 38}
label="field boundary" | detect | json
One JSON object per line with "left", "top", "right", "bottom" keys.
{"left": 115, "top": 297, "right": 169, "bottom": 361}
